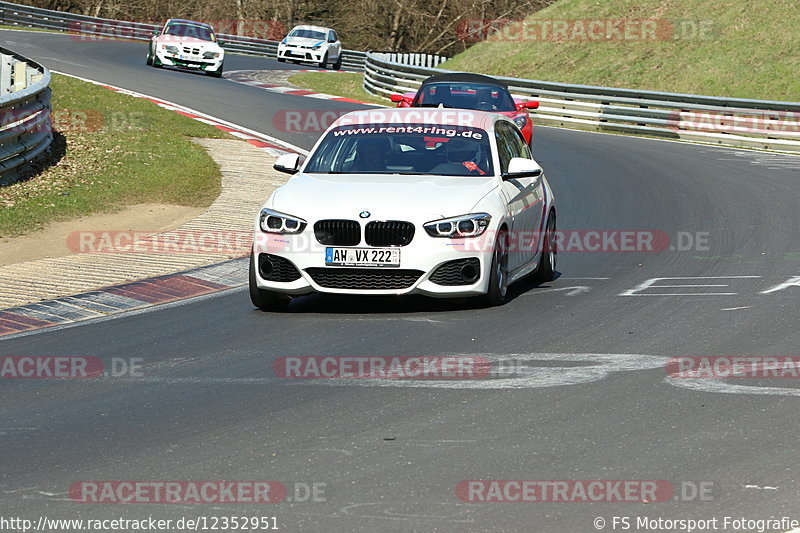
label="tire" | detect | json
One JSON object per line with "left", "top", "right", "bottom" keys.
{"left": 277, "top": 56, "right": 286, "bottom": 63}
{"left": 478, "top": 229, "right": 510, "bottom": 307}
{"left": 146, "top": 48, "right": 153, "bottom": 66}
{"left": 333, "top": 54, "right": 342, "bottom": 70}
{"left": 533, "top": 213, "right": 557, "bottom": 282}
{"left": 207, "top": 62, "right": 223, "bottom": 78}
{"left": 249, "top": 253, "right": 291, "bottom": 311}
{"left": 152, "top": 54, "right": 162, "bottom": 68}
{"left": 319, "top": 52, "right": 328, "bottom": 69}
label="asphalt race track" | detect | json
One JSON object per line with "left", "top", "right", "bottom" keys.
{"left": 2, "top": 29, "right": 800, "bottom": 532}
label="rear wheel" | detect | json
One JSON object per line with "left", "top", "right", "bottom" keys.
{"left": 249, "top": 253, "right": 291, "bottom": 311}
{"left": 479, "top": 229, "right": 510, "bottom": 307}
{"left": 333, "top": 53, "right": 342, "bottom": 70}
{"left": 318, "top": 52, "right": 328, "bottom": 69}
{"left": 533, "top": 213, "right": 557, "bottom": 282}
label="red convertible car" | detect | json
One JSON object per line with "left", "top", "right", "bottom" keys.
{"left": 391, "top": 73, "right": 539, "bottom": 146}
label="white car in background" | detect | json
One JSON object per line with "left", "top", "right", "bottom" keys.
{"left": 277, "top": 25, "right": 342, "bottom": 69}
{"left": 249, "top": 108, "right": 557, "bottom": 311}
{"left": 147, "top": 19, "right": 225, "bottom": 78}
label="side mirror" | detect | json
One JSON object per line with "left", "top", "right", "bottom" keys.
{"left": 217, "top": 38, "right": 226, "bottom": 45}
{"left": 274, "top": 153, "right": 300, "bottom": 175}
{"left": 525, "top": 100, "right": 539, "bottom": 110}
{"left": 502, "top": 157, "right": 542, "bottom": 180}
{"left": 390, "top": 94, "right": 404, "bottom": 103}
{"left": 152, "top": 30, "right": 160, "bottom": 37}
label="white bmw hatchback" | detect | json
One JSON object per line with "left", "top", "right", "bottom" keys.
{"left": 147, "top": 19, "right": 225, "bottom": 77}
{"left": 250, "top": 108, "right": 556, "bottom": 310}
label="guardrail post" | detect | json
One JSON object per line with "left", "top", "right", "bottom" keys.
{"left": 12, "top": 59, "right": 27, "bottom": 91}
{"left": 0, "top": 54, "right": 11, "bottom": 94}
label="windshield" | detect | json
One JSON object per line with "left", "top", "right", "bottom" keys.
{"left": 412, "top": 82, "right": 517, "bottom": 112}
{"left": 289, "top": 29, "right": 326, "bottom": 40}
{"left": 304, "top": 124, "right": 494, "bottom": 176}
{"left": 163, "top": 23, "right": 215, "bottom": 41}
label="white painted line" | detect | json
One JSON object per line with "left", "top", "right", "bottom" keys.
{"left": 620, "top": 276, "right": 761, "bottom": 296}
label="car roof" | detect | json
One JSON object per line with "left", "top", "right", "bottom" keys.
{"left": 330, "top": 108, "right": 501, "bottom": 131}
{"left": 165, "top": 19, "right": 213, "bottom": 29}
{"left": 420, "top": 72, "right": 509, "bottom": 91}
{"left": 290, "top": 25, "right": 333, "bottom": 33}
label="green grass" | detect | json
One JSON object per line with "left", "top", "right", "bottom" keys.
{"left": 0, "top": 73, "right": 229, "bottom": 237}
{"left": 288, "top": 72, "right": 388, "bottom": 105}
{"left": 442, "top": 0, "right": 800, "bottom": 101}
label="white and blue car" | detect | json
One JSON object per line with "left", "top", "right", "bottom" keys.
{"left": 250, "top": 108, "right": 557, "bottom": 310}
{"left": 277, "top": 25, "right": 342, "bottom": 69}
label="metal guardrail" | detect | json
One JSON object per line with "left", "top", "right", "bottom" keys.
{"left": 364, "top": 53, "right": 800, "bottom": 152}
{"left": 0, "top": 45, "right": 51, "bottom": 185}
{"left": 0, "top": 1, "right": 367, "bottom": 70}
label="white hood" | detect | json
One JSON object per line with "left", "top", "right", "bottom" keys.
{"left": 156, "top": 36, "right": 222, "bottom": 51}
{"left": 284, "top": 36, "right": 325, "bottom": 47}
{"left": 269, "top": 173, "right": 498, "bottom": 223}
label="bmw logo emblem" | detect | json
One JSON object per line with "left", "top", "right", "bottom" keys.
{"left": 359, "top": 211, "right": 371, "bottom": 219}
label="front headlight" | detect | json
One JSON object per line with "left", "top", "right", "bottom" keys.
{"left": 163, "top": 45, "right": 179, "bottom": 54}
{"left": 424, "top": 213, "right": 491, "bottom": 238}
{"left": 203, "top": 51, "right": 220, "bottom": 59}
{"left": 311, "top": 44, "right": 322, "bottom": 50}
{"left": 259, "top": 208, "right": 307, "bottom": 234}
{"left": 513, "top": 116, "right": 527, "bottom": 129}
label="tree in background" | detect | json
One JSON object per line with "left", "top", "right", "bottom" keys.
{"left": 21, "top": 0, "right": 553, "bottom": 54}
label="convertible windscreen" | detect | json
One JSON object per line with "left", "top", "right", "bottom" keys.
{"left": 164, "top": 23, "right": 215, "bottom": 41}
{"left": 289, "top": 29, "right": 326, "bottom": 40}
{"left": 303, "top": 124, "right": 494, "bottom": 176}
{"left": 413, "top": 83, "right": 517, "bottom": 112}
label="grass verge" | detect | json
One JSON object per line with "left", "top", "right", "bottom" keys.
{"left": 442, "top": 0, "right": 800, "bottom": 101}
{"left": 0, "top": 73, "right": 229, "bottom": 237}
{"left": 288, "top": 72, "right": 387, "bottom": 105}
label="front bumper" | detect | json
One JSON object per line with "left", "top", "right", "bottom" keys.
{"left": 277, "top": 45, "right": 324, "bottom": 62}
{"left": 252, "top": 229, "right": 495, "bottom": 298}
{"left": 156, "top": 50, "right": 223, "bottom": 71}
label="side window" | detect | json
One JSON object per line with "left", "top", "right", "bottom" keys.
{"left": 494, "top": 125, "right": 514, "bottom": 173}
{"left": 498, "top": 122, "right": 530, "bottom": 160}
{"left": 329, "top": 31, "right": 336, "bottom": 42}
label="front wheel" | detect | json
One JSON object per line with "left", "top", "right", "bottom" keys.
{"left": 207, "top": 62, "right": 224, "bottom": 78}
{"left": 478, "top": 230, "right": 510, "bottom": 307}
{"left": 533, "top": 213, "right": 557, "bottom": 282}
{"left": 249, "top": 253, "right": 291, "bottom": 311}
{"left": 277, "top": 56, "right": 286, "bottom": 63}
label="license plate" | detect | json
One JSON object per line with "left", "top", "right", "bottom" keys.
{"left": 325, "top": 247, "right": 400, "bottom": 267}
